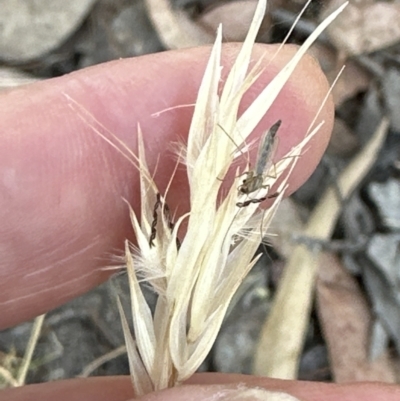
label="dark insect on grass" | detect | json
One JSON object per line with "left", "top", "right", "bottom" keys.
{"left": 236, "top": 120, "right": 281, "bottom": 207}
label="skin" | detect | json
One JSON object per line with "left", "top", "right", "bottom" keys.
{"left": 0, "top": 44, "right": 397, "bottom": 400}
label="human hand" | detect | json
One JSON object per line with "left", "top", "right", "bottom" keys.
{"left": 0, "top": 44, "right": 398, "bottom": 400}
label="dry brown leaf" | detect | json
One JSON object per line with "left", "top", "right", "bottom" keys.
{"left": 308, "top": 43, "right": 371, "bottom": 106}
{"left": 316, "top": 252, "right": 396, "bottom": 383}
{"left": 327, "top": 118, "right": 359, "bottom": 157}
{"left": 145, "top": 0, "right": 214, "bottom": 49}
{"left": 322, "top": 0, "right": 400, "bottom": 56}
{"left": 329, "top": 60, "right": 370, "bottom": 106}
{"left": 197, "top": 0, "right": 271, "bottom": 42}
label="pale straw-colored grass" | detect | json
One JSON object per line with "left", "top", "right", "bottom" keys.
{"left": 65, "top": 0, "right": 347, "bottom": 396}
{"left": 116, "top": 0, "right": 347, "bottom": 395}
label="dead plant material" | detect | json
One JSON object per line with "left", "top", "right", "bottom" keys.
{"left": 253, "top": 118, "right": 389, "bottom": 379}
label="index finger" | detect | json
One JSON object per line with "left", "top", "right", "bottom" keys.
{"left": 0, "top": 44, "right": 333, "bottom": 329}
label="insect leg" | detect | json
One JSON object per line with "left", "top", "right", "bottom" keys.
{"left": 236, "top": 191, "right": 278, "bottom": 208}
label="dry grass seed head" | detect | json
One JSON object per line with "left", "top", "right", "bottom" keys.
{"left": 119, "top": 0, "right": 347, "bottom": 394}
{"left": 64, "top": 0, "right": 348, "bottom": 395}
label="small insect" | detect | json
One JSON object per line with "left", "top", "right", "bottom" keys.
{"left": 237, "top": 120, "right": 281, "bottom": 207}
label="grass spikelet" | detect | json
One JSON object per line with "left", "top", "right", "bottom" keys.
{"left": 106, "top": 0, "right": 348, "bottom": 395}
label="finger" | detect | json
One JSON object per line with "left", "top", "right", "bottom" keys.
{"left": 0, "top": 376, "right": 133, "bottom": 401}
{"left": 187, "top": 373, "right": 400, "bottom": 401}
{"left": 0, "top": 43, "right": 333, "bottom": 328}
{"left": 1, "top": 375, "right": 399, "bottom": 401}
